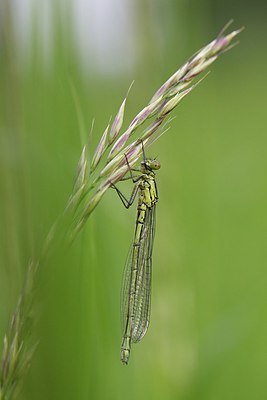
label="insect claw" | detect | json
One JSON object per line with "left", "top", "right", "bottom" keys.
{"left": 108, "top": 180, "right": 116, "bottom": 189}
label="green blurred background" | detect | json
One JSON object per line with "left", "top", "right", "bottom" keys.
{"left": 0, "top": 0, "right": 267, "bottom": 399}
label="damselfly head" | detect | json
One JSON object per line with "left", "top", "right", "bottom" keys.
{"left": 141, "top": 158, "right": 161, "bottom": 172}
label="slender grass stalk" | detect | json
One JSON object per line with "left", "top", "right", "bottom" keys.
{"left": 0, "top": 22, "right": 242, "bottom": 400}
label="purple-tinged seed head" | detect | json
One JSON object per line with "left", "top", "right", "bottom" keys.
{"left": 109, "top": 98, "right": 126, "bottom": 143}
{"left": 107, "top": 128, "right": 132, "bottom": 161}
{"left": 91, "top": 124, "right": 109, "bottom": 171}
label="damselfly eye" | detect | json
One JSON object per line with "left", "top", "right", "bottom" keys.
{"left": 150, "top": 159, "right": 161, "bottom": 170}
{"left": 142, "top": 159, "right": 161, "bottom": 171}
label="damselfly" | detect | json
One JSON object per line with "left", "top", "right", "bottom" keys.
{"left": 111, "top": 145, "right": 160, "bottom": 365}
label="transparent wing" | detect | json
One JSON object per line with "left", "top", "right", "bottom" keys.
{"left": 132, "top": 205, "right": 156, "bottom": 342}
{"left": 120, "top": 204, "right": 156, "bottom": 343}
{"left": 120, "top": 245, "right": 133, "bottom": 333}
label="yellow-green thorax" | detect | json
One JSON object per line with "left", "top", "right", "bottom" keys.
{"left": 138, "top": 158, "right": 160, "bottom": 209}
